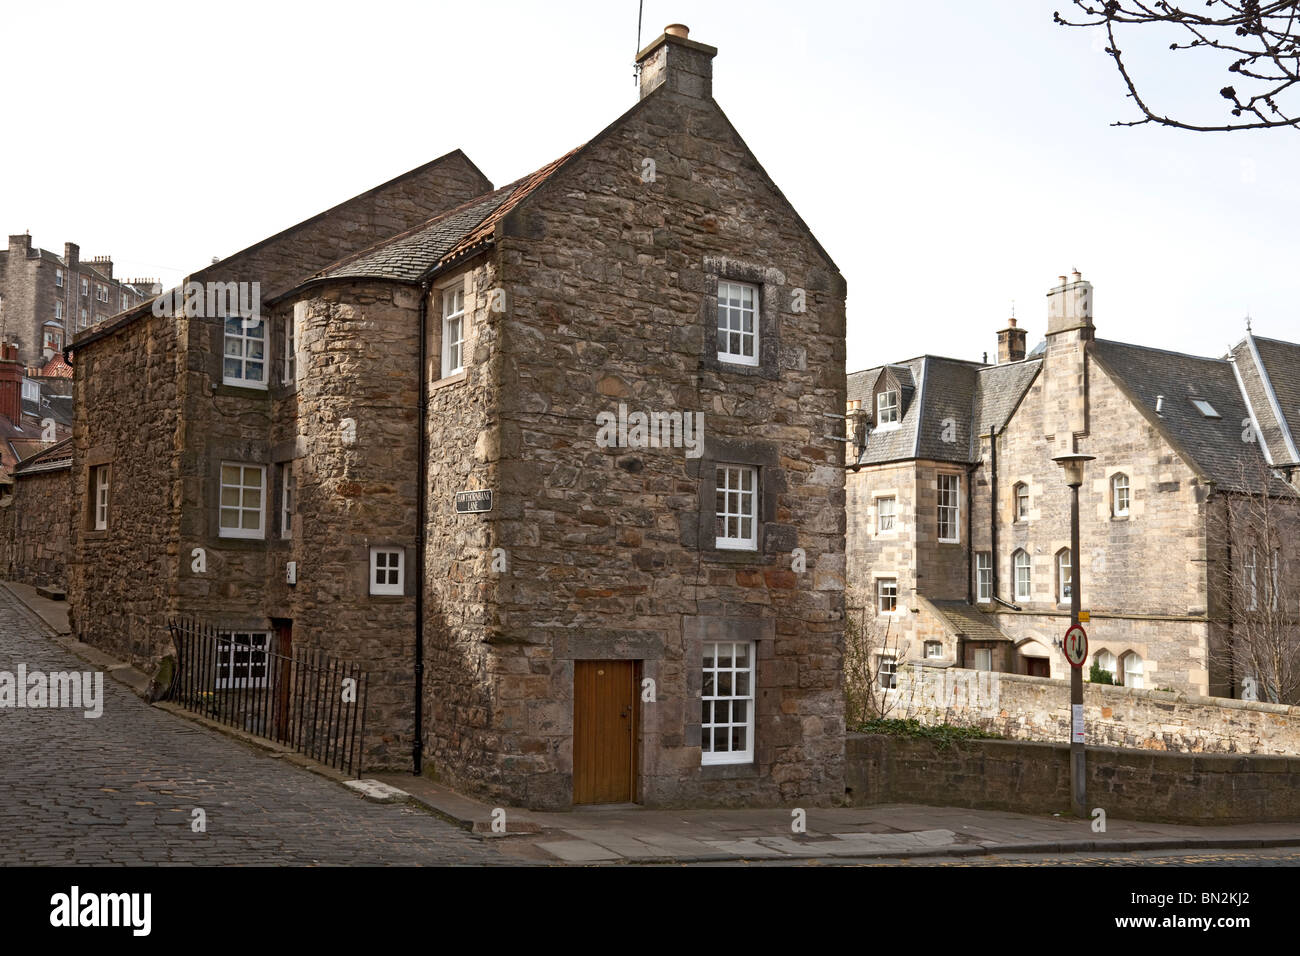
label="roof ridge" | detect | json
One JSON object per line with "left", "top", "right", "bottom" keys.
{"left": 1096, "top": 337, "right": 1230, "bottom": 365}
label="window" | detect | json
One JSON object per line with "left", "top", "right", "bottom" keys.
{"left": 1191, "top": 399, "right": 1220, "bottom": 418}
{"left": 1094, "top": 650, "right": 1117, "bottom": 682}
{"left": 716, "top": 280, "right": 759, "bottom": 366}
{"left": 1014, "top": 482, "right": 1029, "bottom": 520}
{"left": 937, "top": 474, "right": 960, "bottom": 543}
{"left": 1244, "top": 548, "right": 1257, "bottom": 610}
{"left": 1056, "top": 548, "right": 1072, "bottom": 603}
{"left": 876, "top": 577, "right": 898, "bottom": 614}
{"left": 280, "top": 462, "right": 295, "bottom": 538}
{"left": 223, "top": 314, "right": 266, "bottom": 387}
{"left": 92, "top": 465, "right": 110, "bottom": 530}
{"left": 715, "top": 464, "right": 758, "bottom": 550}
{"left": 120, "top": 292, "right": 128, "bottom": 311}
{"left": 215, "top": 632, "right": 271, "bottom": 690}
{"left": 43, "top": 328, "right": 62, "bottom": 352}
{"left": 54, "top": 301, "right": 63, "bottom": 320}
{"left": 283, "top": 313, "right": 296, "bottom": 385}
{"left": 1122, "top": 652, "right": 1144, "bottom": 689}
{"left": 1013, "top": 549, "right": 1031, "bottom": 601}
{"left": 877, "top": 389, "right": 899, "bottom": 426}
{"left": 55, "top": 268, "right": 63, "bottom": 287}
{"left": 972, "top": 648, "right": 993, "bottom": 672}
{"left": 876, "top": 495, "right": 896, "bottom": 533}
{"left": 924, "top": 641, "right": 943, "bottom": 659}
{"left": 976, "top": 552, "right": 992, "bottom": 602}
{"left": 80, "top": 277, "right": 88, "bottom": 297}
{"left": 878, "top": 653, "right": 898, "bottom": 690}
{"left": 701, "top": 641, "right": 754, "bottom": 764}
{"left": 1111, "top": 473, "right": 1130, "bottom": 517}
{"left": 79, "top": 308, "right": 87, "bottom": 329}
{"left": 441, "top": 286, "right": 465, "bottom": 377}
{"left": 370, "top": 547, "right": 404, "bottom": 595}
{"left": 219, "top": 463, "right": 265, "bottom": 539}
{"left": 97, "top": 284, "right": 107, "bottom": 302}
{"left": 21, "top": 380, "right": 39, "bottom": 403}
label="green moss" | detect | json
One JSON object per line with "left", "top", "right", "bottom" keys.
{"left": 852, "top": 717, "right": 1003, "bottom": 750}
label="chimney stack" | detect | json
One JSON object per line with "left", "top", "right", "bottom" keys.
{"left": 1046, "top": 269, "right": 1094, "bottom": 340}
{"left": 0, "top": 343, "right": 24, "bottom": 425}
{"left": 64, "top": 242, "right": 80, "bottom": 273}
{"left": 997, "top": 316, "right": 1027, "bottom": 364}
{"left": 8, "top": 234, "right": 31, "bottom": 260}
{"left": 636, "top": 24, "right": 717, "bottom": 101}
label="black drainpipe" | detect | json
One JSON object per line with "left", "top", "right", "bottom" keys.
{"left": 413, "top": 281, "right": 429, "bottom": 775}
{"left": 965, "top": 461, "right": 975, "bottom": 604}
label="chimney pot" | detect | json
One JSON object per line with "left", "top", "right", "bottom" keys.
{"left": 665, "top": 23, "right": 689, "bottom": 38}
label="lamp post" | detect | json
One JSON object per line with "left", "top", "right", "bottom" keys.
{"left": 1053, "top": 451, "right": 1094, "bottom": 818}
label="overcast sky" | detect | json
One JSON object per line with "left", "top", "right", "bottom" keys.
{"left": 3, "top": 1, "right": 1297, "bottom": 372}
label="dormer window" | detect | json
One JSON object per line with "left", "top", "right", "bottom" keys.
{"left": 1190, "top": 399, "right": 1220, "bottom": 418}
{"left": 877, "top": 389, "right": 899, "bottom": 426}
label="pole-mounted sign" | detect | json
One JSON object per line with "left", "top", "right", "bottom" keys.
{"left": 1063, "top": 623, "right": 1088, "bottom": 668}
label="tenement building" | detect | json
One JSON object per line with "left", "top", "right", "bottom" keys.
{"left": 847, "top": 271, "right": 1300, "bottom": 700}
{"left": 0, "top": 234, "right": 155, "bottom": 367}
{"left": 67, "top": 26, "right": 847, "bottom": 808}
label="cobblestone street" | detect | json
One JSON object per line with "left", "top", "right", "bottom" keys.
{"left": 0, "top": 591, "right": 507, "bottom": 865}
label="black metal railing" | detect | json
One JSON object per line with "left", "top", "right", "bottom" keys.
{"left": 165, "top": 617, "right": 369, "bottom": 777}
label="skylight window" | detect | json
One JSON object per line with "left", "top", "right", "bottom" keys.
{"left": 1191, "top": 399, "right": 1220, "bottom": 419}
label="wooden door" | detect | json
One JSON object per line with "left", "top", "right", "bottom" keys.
{"left": 573, "top": 660, "right": 636, "bottom": 804}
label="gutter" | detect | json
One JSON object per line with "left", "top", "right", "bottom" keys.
{"left": 413, "top": 280, "right": 429, "bottom": 776}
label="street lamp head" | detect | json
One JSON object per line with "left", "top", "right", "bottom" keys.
{"left": 1052, "top": 452, "right": 1096, "bottom": 488}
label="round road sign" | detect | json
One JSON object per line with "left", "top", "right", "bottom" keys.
{"left": 1064, "top": 624, "right": 1088, "bottom": 667}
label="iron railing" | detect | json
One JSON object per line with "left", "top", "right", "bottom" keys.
{"left": 165, "top": 617, "right": 369, "bottom": 777}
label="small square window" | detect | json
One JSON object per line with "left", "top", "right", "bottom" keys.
{"left": 716, "top": 280, "right": 759, "bottom": 366}
{"left": 924, "top": 641, "right": 943, "bottom": 659}
{"left": 714, "top": 464, "right": 758, "bottom": 550}
{"left": 876, "top": 577, "right": 898, "bottom": 613}
{"left": 370, "top": 547, "right": 404, "bottom": 595}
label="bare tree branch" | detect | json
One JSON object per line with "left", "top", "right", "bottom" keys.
{"left": 1057, "top": 1, "right": 1300, "bottom": 130}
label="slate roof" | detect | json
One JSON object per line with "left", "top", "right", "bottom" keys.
{"left": 13, "top": 436, "right": 73, "bottom": 475}
{"left": 847, "top": 355, "right": 1040, "bottom": 466}
{"left": 1242, "top": 335, "right": 1300, "bottom": 466}
{"left": 315, "top": 148, "right": 581, "bottom": 284}
{"left": 929, "top": 600, "right": 1014, "bottom": 644}
{"left": 1091, "top": 338, "right": 1286, "bottom": 495}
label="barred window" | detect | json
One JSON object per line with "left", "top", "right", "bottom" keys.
{"left": 216, "top": 632, "right": 271, "bottom": 690}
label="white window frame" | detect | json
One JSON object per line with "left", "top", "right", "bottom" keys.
{"left": 876, "top": 577, "right": 898, "bottom": 614}
{"left": 701, "top": 640, "right": 755, "bottom": 765}
{"left": 215, "top": 631, "right": 272, "bottom": 690}
{"left": 1013, "top": 549, "right": 1031, "bottom": 601}
{"left": 79, "top": 308, "right": 88, "bottom": 329}
{"left": 1056, "top": 548, "right": 1072, "bottom": 603}
{"left": 715, "top": 464, "right": 758, "bottom": 551}
{"left": 1111, "top": 473, "right": 1130, "bottom": 517}
{"left": 218, "top": 462, "right": 266, "bottom": 540}
{"left": 972, "top": 648, "right": 993, "bottom": 672}
{"left": 44, "top": 328, "right": 62, "bottom": 352}
{"left": 1191, "top": 398, "right": 1220, "bottom": 418}
{"left": 876, "top": 495, "right": 897, "bottom": 534}
{"left": 1094, "top": 650, "right": 1117, "bottom": 681}
{"left": 93, "top": 465, "right": 110, "bottom": 530}
{"left": 370, "top": 547, "right": 404, "bottom": 596}
{"left": 924, "top": 641, "right": 943, "bottom": 660}
{"left": 878, "top": 652, "right": 898, "bottom": 690}
{"left": 54, "top": 300, "right": 63, "bottom": 320}
{"left": 21, "top": 379, "right": 39, "bottom": 403}
{"left": 441, "top": 285, "right": 465, "bottom": 378}
{"left": 1122, "top": 653, "right": 1144, "bottom": 689}
{"left": 280, "top": 462, "right": 295, "bottom": 538}
{"left": 283, "top": 313, "right": 296, "bottom": 385}
{"left": 716, "top": 280, "right": 759, "bottom": 366}
{"left": 876, "top": 389, "right": 899, "bottom": 426}
{"left": 223, "top": 313, "right": 267, "bottom": 388}
{"left": 80, "top": 277, "right": 88, "bottom": 297}
{"left": 55, "top": 268, "right": 63, "bottom": 287}
{"left": 937, "top": 473, "right": 960, "bottom": 543}
{"left": 976, "top": 551, "right": 992, "bottom": 603}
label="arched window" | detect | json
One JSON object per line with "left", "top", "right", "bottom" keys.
{"left": 1013, "top": 482, "right": 1029, "bottom": 521}
{"left": 1094, "top": 649, "right": 1117, "bottom": 681}
{"left": 1013, "top": 549, "right": 1031, "bottom": 601}
{"left": 1121, "top": 652, "right": 1144, "bottom": 689}
{"left": 1055, "top": 548, "right": 1072, "bottom": 603}
{"left": 1111, "top": 473, "right": 1130, "bottom": 517}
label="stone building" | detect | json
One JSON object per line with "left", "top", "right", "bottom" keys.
{"left": 67, "top": 26, "right": 847, "bottom": 808}
{"left": 0, "top": 234, "right": 155, "bottom": 368}
{"left": 846, "top": 270, "right": 1300, "bottom": 699}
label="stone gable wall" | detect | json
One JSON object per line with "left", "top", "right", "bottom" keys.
{"left": 0, "top": 466, "right": 72, "bottom": 589}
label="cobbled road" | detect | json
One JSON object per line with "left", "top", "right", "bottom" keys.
{"left": 0, "top": 591, "right": 507, "bottom": 865}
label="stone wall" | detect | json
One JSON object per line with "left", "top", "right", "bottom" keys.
{"left": 846, "top": 733, "right": 1300, "bottom": 824}
{"left": 0, "top": 465, "right": 72, "bottom": 588}
{"left": 889, "top": 663, "right": 1300, "bottom": 755}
